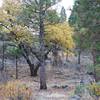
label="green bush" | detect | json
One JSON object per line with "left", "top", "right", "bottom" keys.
{"left": 95, "top": 64, "right": 100, "bottom": 78}
{"left": 96, "top": 56, "right": 100, "bottom": 63}
{"left": 75, "top": 84, "right": 85, "bottom": 96}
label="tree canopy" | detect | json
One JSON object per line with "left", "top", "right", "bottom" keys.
{"left": 45, "top": 23, "right": 74, "bottom": 49}
{"left": 0, "top": 0, "right": 33, "bottom": 45}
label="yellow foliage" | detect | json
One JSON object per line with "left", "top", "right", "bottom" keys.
{"left": 0, "top": 0, "right": 33, "bottom": 45}
{"left": 3, "top": 0, "right": 21, "bottom": 16}
{"left": 0, "top": 9, "right": 10, "bottom": 22}
{"left": 0, "top": 0, "right": 21, "bottom": 22}
{"left": 64, "top": 51, "right": 74, "bottom": 57}
{"left": 45, "top": 23, "right": 75, "bottom": 49}
{"left": 11, "top": 25, "right": 33, "bottom": 45}
{"left": 89, "top": 83, "right": 100, "bottom": 96}
{"left": 0, "top": 80, "right": 32, "bottom": 100}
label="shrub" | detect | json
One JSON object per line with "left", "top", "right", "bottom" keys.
{"left": 95, "top": 64, "right": 100, "bottom": 79}
{"left": 88, "top": 83, "right": 100, "bottom": 96}
{"left": 75, "top": 84, "right": 85, "bottom": 96}
{"left": 0, "top": 80, "right": 32, "bottom": 100}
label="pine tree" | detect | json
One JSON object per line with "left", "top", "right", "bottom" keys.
{"left": 60, "top": 6, "right": 67, "bottom": 23}
{"left": 69, "top": 0, "right": 100, "bottom": 81}
{"left": 21, "top": 0, "right": 62, "bottom": 89}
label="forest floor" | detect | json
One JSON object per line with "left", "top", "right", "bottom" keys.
{"left": 0, "top": 65, "right": 94, "bottom": 100}
{"left": 0, "top": 54, "right": 96, "bottom": 100}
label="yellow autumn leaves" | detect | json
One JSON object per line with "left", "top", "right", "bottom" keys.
{"left": 0, "top": 0, "right": 75, "bottom": 50}
{"left": 45, "top": 23, "right": 75, "bottom": 49}
{"left": 0, "top": 80, "right": 32, "bottom": 100}
{"left": 0, "top": 0, "right": 33, "bottom": 45}
{"left": 88, "top": 83, "right": 100, "bottom": 96}
{"left": 11, "top": 25, "right": 33, "bottom": 45}
{"left": 0, "top": 0, "right": 21, "bottom": 22}
{"left": 3, "top": 0, "right": 22, "bottom": 16}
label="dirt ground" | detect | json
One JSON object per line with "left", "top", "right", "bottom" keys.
{"left": 0, "top": 64, "right": 93, "bottom": 100}
{"left": 0, "top": 54, "right": 95, "bottom": 100}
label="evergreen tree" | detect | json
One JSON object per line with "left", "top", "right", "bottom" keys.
{"left": 69, "top": 0, "right": 100, "bottom": 81}
{"left": 60, "top": 6, "right": 67, "bottom": 23}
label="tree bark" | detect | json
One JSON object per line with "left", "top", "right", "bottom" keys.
{"left": 39, "top": 0, "right": 47, "bottom": 89}
{"left": 78, "top": 49, "right": 81, "bottom": 64}
{"left": 40, "top": 62, "right": 47, "bottom": 89}
{"left": 66, "top": 48, "right": 69, "bottom": 61}
{"left": 52, "top": 44, "right": 59, "bottom": 67}
{"left": 28, "top": 63, "right": 39, "bottom": 77}
{"left": 34, "top": 62, "right": 41, "bottom": 76}
{"left": 15, "top": 55, "right": 18, "bottom": 79}
{"left": 19, "top": 44, "right": 39, "bottom": 77}
{"left": 1, "top": 40, "right": 5, "bottom": 71}
{"left": 23, "top": 53, "right": 35, "bottom": 76}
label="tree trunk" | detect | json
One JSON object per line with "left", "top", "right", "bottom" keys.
{"left": 21, "top": 51, "right": 35, "bottom": 76}
{"left": 34, "top": 63, "right": 40, "bottom": 76}
{"left": 40, "top": 62, "right": 47, "bottom": 89}
{"left": 15, "top": 55, "right": 18, "bottom": 79}
{"left": 92, "top": 49, "right": 97, "bottom": 65}
{"left": 66, "top": 48, "right": 69, "bottom": 61}
{"left": 39, "top": 0, "right": 47, "bottom": 89}
{"left": 52, "top": 45, "right": 59, "bottom": 67}
{"left": 19, "top": 44, "right": 39, "bottom": 77}
{"left": 22, "top": 52, "right": 40, "bottom": 77}
{"left": 53, "top": 53, "right": 58, "bottom": 67}
{"left": 29, "top": 63, "right": 39, "bottom": 77}
{"left": 24, "top": 56, "right": 35, "bottom": 77}
{"left": 78, "top": 50, "right": 81, "bottom": 64}
{"left": 2, "top": 40, "right": 5, "bottom": 71}
{"left": 53, "top": 52, "right": 62, "bottom": 67}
